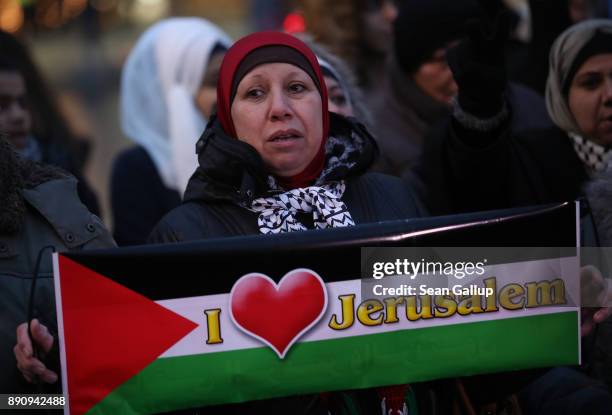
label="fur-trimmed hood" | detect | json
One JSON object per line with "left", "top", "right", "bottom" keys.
{"left": 585, "top": 168, "right": 612, "bottom": 246}
{"left": 0, "top": 137, "right": 68, "bottom": 234}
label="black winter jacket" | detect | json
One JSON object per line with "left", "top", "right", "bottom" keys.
{"left": 418, "top": 121, "right": 588, "bottom": 216}
{"left": 111, "top": 146, "right": 181, "bottom": 246}
{"left": 149, "top": 113, "right": 424, "bottom": 243}
{"left": 147, "top": 114, "right": 424, "bottom": 413}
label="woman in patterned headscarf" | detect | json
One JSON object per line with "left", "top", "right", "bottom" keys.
{"left": 149, "top": 31, "right": 423, "bottom": 243}
{"left": 545, "top": 19, "right": 612, "bottom": 173}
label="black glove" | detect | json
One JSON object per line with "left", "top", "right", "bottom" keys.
{"left": 446, "top": 9, "right": 509, "bottom": 118}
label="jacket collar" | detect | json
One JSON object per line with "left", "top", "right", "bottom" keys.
{"left": 0, "top": 138, "right": 96, "bottom": 248}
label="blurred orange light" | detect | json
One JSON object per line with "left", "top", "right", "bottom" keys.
{"left": 0, "top": 0, "right": 24, "bottom": 33}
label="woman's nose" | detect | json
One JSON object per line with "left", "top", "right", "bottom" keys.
{"left": 603, "top": 77, "right": 612, "bottom": 103}
{"left": 5, "top": 101, "right": 27, "bottom": 123}
{"left": 381, "top": 0, "right": 398, "bottom": 24}
{"left": 268, "top": 89, "right": 292, "bottom": 120}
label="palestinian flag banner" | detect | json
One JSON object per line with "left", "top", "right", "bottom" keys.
{"left": 54, "top": 203, "right": 581, "bottom": 415}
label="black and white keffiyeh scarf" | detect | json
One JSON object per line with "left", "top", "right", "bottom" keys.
{"left": 249, "top": 181, "right": 355, "bottom": 234}
{"left": 569, "top": 132, "right": 612, "bottom": 174}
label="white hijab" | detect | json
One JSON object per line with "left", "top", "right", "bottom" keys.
{"left": 120, "top": 17, "right": 232, "bottom": 195}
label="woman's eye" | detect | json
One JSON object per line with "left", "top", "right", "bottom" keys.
{"left": 330, "top": 94, "right": 347, "bottom": 106}
{"left": 289, "top": 83, "right": 306, "bottom": 93}
{"left": 578, "top": 75, "right": 602, "bottom": 90}
{"left": 246, "top": 88, "right": 264, "bottom": 99}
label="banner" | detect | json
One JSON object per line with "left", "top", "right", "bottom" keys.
{"left": 53, "top": 202, "right": 581, "bottom": 414}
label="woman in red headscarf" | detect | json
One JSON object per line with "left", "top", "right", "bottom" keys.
{"left": 148, "top": 31, "right": 423, "bottom": 414}
{"left": 149, "top": 31, "right": 422, "bottom": 242}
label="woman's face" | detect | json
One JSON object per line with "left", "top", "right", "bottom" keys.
{"left": 231, "top": 62, "right": 323, "bottom": 177}
{"left": 0, "top": 70, "right": 31, "bottom": 150}
{"left": 195, "top": 50, "right": 225, "bottom": 119}
{"left": 412, "top": 48, "right": 457, "bottom": 105}
{"left": 568, "top": 53, "right": 612, "bottom": 146}
{"left": 324, "top": 75, "right": 354, "bottom": 117}
{"left": 363, "top": 0, "right": 398, "bottom": 54}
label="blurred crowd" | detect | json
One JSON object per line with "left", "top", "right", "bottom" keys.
{"left": 2, "top": 0, "right": 612, "bottom": 414}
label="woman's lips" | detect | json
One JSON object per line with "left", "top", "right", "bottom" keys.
{"left": 268, "top": 129, "right": 302, "bottom": 142}
{"left": 268, "top": 136, "right": 303, "bottom": 151}
{"left": 600, "top": 119, "right": 612, "bottom": 130}
{"left": 270, "top": 134, "right": 300, "bottom": 142}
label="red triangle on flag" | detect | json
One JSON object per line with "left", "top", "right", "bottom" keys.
{"left": 57, "top": 255, "right": 198, "bottom": 415}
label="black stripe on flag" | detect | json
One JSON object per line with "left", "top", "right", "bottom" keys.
{"left": 63, "top": 203, "right": 577, "bottom": 301}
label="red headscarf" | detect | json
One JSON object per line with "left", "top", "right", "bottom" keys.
{"left": 216, "top": 31, "right": 329, "bottom": 189}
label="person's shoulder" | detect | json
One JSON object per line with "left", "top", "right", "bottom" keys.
{"left": 22, "top": 174, "right": 114, "bottom": 249}
{"left": 111, "top": 145, "right": 173, "bottom": 198}
{"left": 515, "top": 125, "right": 564, "bottom": 141}
{"left": 352, "top": 171, "right": 413, "bottom": 191}
{"left": 148, "top": 199, "right": 257, "bottom": 244}
{"left": 347, "top": 172, "right": 427, "bottom": 217}
{"left": 148, "top": 201, "right": 213, "bottom": 244}
{"left": 113, "top": 145, "right": 155, "bottom": 173}
{"left": 515, "top": 126, "right": 574, "bottom": 154}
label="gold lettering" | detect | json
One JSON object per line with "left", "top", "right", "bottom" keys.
{"left": 499, "top": 283, "right": 525, "bottom": 310}
{"left": 406, "top": 296, "right": 434, "bottom": 321}
{"left": 434, "top": 295, "right": 457, "bottom": 318}
{"left": 329, "top": 294, "right": 356, "bottom": 330}
{"left": 458, "top": 295, "right": 485, "bottom": 315}
{"left": 357, "top": 300, "right": 384, "bottom": 326}
{"left": 204, "top": 309, "right": 223, "bottom": 344}
{"left": 525, "top": 279, "right": 566, "bottom": 307}
{"left": 383, "top": 297, "right": 405, "bottom": 324}
{"left": 484, "top": 277, "right": 499, "bottom": 312}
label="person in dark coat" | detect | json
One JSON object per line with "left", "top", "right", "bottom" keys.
{"left": 0, "top": 35, "right": 101, "bottom": 216}
{"left": 370, "top": 0, "right": 553, "bottom": 184}
{"left": 111, "top": 18, "right": 232, "bottom": 246}
{"left": 414, "top": 14, "right": 612, "bottom": 414}
{"left": 419, "top": 18, "right": 612, "bottom": 216}
{"left": 584, "top": 167, "right": 612, "bottom": 391}
{"left": 149, "top": 31, "right": 424, "bottom": 246}
{"left": 0, "top": 135, "right": 114, "bottom": 394}
{"left": 148, "top": 32, "right": 423, "bottom": 414}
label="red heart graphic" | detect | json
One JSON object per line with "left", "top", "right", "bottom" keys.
{"left": 229, "top": 269, "right": 328, "bottom": 358}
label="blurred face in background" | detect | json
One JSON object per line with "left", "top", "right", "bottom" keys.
{"left": 324, "top": 76, "right": 354, "bottom": 117}
{"left": 568, "top": 0, "right": 595, "bottom": 23}
{"left": 568, "top": 53, "right": 612, "bottom": 146}
{"left": 0, "top": 70, "right": 31, "bottom": 150}
{"left": 231, "top": 63, "right": 323, "bottom": 177}
{"left": 195, "top": 49, "right": 226, "bottom": 119}
{"left": 363, "top": 0, "right": 398, "bottom": 54}
{"left": 412, "top": 47, "right": 457, "bottom": 105}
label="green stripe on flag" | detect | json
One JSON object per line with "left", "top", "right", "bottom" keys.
{"left": 88, "top": 311, "right": 578, "bottom": 414}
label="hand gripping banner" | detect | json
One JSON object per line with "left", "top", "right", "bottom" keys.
{"left": 53, "top": 203, "right": 581, "bottom": 414}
